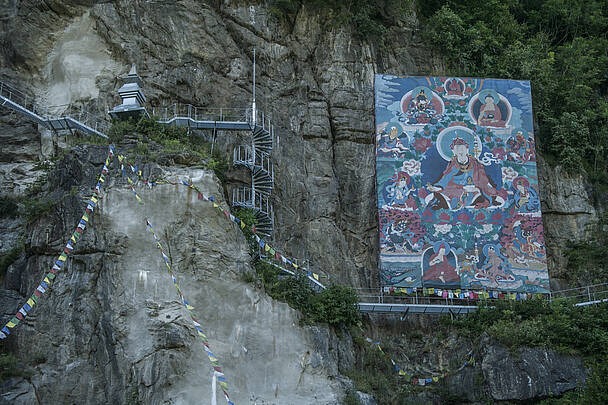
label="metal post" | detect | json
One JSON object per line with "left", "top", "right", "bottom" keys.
{"left": 252, "top": 48, "right": 256, "bottom": 126}
{"left": 587, "top": 286, "right": 591, "bottom": 302}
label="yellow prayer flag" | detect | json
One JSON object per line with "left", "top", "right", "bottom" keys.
{"left": 44, "top": 277, "right": 50, "bottom": 284}
{"left": 71, "top": 235, "right": 76, "bottom": 243}
{"left": 58, "top": 254, "right": 67, "bottom": 262}
{"left": 398, "top": 370, "right": 407, "bottom": 376}
{"left": 127, "top": 177, "right": 133, "bottom": 185}
{"left": 313, "top": 273, "right": 319, "bottom": 281}
{"left": 186, "top": 304, "right": 194, "bottom": 310}
{"left": 240, "top": 220, "right": 245, "bottom": 229}
{"left": 264, "top": 244, "right": 271, "bottom": 252}
{"left": 400, "top": 288, "right": 407, "bottom": 294}
{"left": 213, "top": 203, "right": 219, "bottom": 208}
{"left": 26, "top": 298, "right": 35, "bottom": 307}
{"left": 6, "top": 321, "right": 16, "bottom": 328}
{"left": 91, "top": 196, "right": 98, "bottom": 203}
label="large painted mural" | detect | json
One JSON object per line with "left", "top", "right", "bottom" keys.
{"left": 375, "top": 75, "right": 549, "bottom": 293}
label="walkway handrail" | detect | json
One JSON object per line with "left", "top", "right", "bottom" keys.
{"left": 1, "top": 79, "right": 110, "bottom": 138}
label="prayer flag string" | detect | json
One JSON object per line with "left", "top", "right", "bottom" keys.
{"left": 0, "top": 146, "right": 114, "bottom": 339}
{"left": 116, "top": 155, "right": 329, "bottom": 286}
{"left": 367, "top": 335, "right": 474, "bottom": 385}
{"left": 119, "top": 173, "right": 234, "bottom": 405}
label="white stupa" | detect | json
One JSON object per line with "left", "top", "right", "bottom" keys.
{"left": 108, "top": 64, "right": 149, "bottom": 119}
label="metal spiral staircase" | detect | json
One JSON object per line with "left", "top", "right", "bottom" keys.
{"left": 231, "top": 118, "right": 274, "bottom": 236}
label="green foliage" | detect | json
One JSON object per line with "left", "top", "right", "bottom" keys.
{"left": 269, "top": 0, "right": 409, "bottom": 41}
{"left": 445, "top": 299, "right": 608, "bottom": 357}
{"left": 565, "top": 211, "right": 608, "bottom": 285}
{"left": 0, "top": 353, "right": 22, "bottom": 382}
{"left": 0, "top": 195, "right": 19, "bottom": 218}
{"left": 422, "top": 0, "right": 608, "bottom": 186}
{"left": 253, "top": 261, "right": 361, "bottom": 327}
{"left": 311, "top": 284, "right": 361, "bottom": 327}
{"left": 107, "top": 117, "right": 230, "bottom": 175}
{"left": 68, "top": 133, "right": 109, "bottom": 146}
{"left": 22, "top": 197, "right": 55, "bottom": 223}
{"left": 255, "top": 261, "right": 315, "bottom": 314}
{"left": 0, "top": 242, "right": 23, "bottom": 283}
{"left": 232, "top": 207, "right": 259, "bottom": 254}
{"left": 345, "top": 338, "right": 415, "bottom": 404}
{"left": 207, "top": 153, "right": 229, "bottom": 184}
{"left": 342, "top": 390, "right": 362, "bottom": 405}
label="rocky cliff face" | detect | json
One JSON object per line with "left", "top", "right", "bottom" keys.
{"left": 1, "top": 145, "right": 354, "bottom": 404}
{"left": 0, "top": 0, "right": 598, "bottom": 403}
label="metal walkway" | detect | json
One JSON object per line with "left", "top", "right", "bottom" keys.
{"left": 0, "top": 80, "right": 108, "bottom": 138}
{"left": 354, "top": 282, "right": 608, "bottom": 314}
{"left": 153, "top": 103, "right": 275, "bottom": 236}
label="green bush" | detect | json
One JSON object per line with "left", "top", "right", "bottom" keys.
{"left": 253, "top": 261, "right": 360, "bottom": 327}
{"left": 311, "top": 284, "right": 361, "bottom": 326}
{"left": 22, "top": 197, "right": 55, "bottom": 223}
{"left": 0, "top": 243, "right": 23, "bottom": 282}
{"left": 0, "top": 196, "right": 19, "bottom": 218}
{"left": 207, "top": 154, "right": 229, "bottom": 183}
{"left": 0, "top": 353, "right": 22, "bottom": 382}
{"left": 232, "top": 207, "right": 258, "bottom": 254}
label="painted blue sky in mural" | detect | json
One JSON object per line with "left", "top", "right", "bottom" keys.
{"left": 375, "top": 75, "right": 548, "bottom": 293}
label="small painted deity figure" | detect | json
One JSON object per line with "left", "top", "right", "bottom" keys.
{"left": 511, "top": 177, "right": 540, "bottom": 213}
{"left": 479, "top": 95, "right": 505, "bottom": 127}
{"left": 476, "top": 244, "right": 513, "bottom": 285}
{"left": 378, "top": 125, "right": 409, "bottom": 157}
{"left": 446, "top": 78, "right": 464, "bottom": 97}
{"left": 406, "top": 89, "right": 438, "bottom": 125}
{"left": 507, "top": 129, "right": 535, "bottom": 162}
{"left": 422, "top": 243, "right": 460, "bottom": 284}
{"left": 384, "top": 170, "right": 417, "bottom": 209}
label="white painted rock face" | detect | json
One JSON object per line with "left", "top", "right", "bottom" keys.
{"left": 1, "top": 154, "right": 348, "bottom": 404}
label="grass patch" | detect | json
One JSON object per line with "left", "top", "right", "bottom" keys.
{"left": 107, "top": 116, "right": 230, "bottom": 179}
{"left": 0, "top": 353, "right": 24, "bottom": 382}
